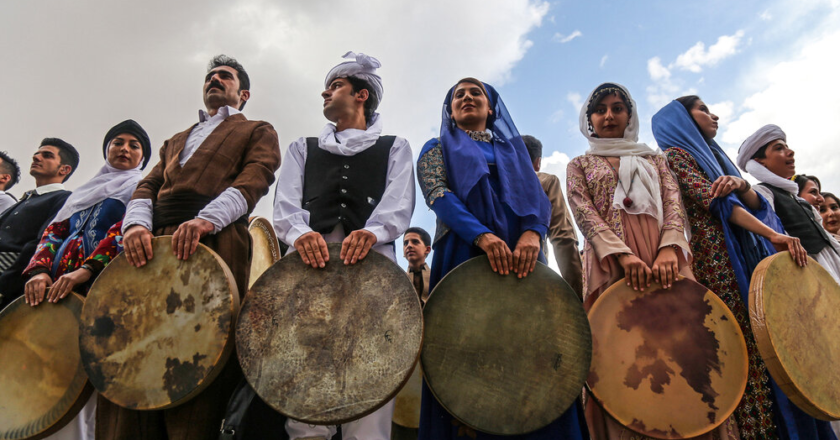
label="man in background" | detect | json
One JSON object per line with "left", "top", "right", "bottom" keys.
{"left": 403, "top": 226, "right": 431, "bottom": 304}
{"left": 0, "top": 150, "right": 21, "bottom": 213}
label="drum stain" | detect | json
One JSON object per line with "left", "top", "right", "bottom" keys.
{"left": 162, "top": 353, "right": 207, "bottom": 401}
{"left": 629, "top": 418, "right": 680, "bottom": 438}
{"left": 166, "top": 289, "right": 182, "bottom": 314}
{"left": 90, "top": 316, "right": 115, "bottom": 338}
{"left": 617, "top": 281, "right": 722, "bottom": 421}
{"left": 184, "top": 295, "right": 195, "bottom": 313}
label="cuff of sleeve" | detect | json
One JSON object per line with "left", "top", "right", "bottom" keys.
{"left": 26, "top": 267, "right": 50, "bottom": 278}
{"left": 590, "top": 231, "right": 632, "bottom": 261}
{"left": 285, "top": 225, "right": 314, "bottom": 248}
{"left": 363, "top": 226, "right": 387, "bottom": 245}
{"left": 659, "top": 228, "right": 692, "bottom": 262}
{"left": 197, "top": 188, "right": 249, "bottom": 234}
{"left": 122, "top": 199, "right": 154, "bottom": 233}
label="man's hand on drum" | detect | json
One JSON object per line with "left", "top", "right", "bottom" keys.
{"left": 651, "top": 246, "right": 679, "bottom": 289}
{"left": 123, "top": 225, "right": 155, "bottom": 267}
{"left": 24, "top": 272, "right": 52, "bottom": 306}
{"left": 617, "top": 253, "right": 652, "bottom": 291}
{"left": 512, "top": 230, "right": 541, "bottom": 279}
{"left": 476, "top": 232, "right": 512, "bottom": 275}
{"left": 172, "top": 218, "right": 215, "bottom": 260}
{"left": 769, "top": 233, "right": 809, "bottom": 267}
{"left": 47, "top": 268, "right": 92, "bottom": 302}
{"left": 294, "top": 231, "right": 329, "bottom": 268}
{"left": 341, "top": 229, "right": 377, "bottom": 265}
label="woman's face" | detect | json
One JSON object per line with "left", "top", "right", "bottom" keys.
{"left": 107, "top": 134, "right": 143, "bottom": 170}
{"left": 756, "top": 140, "right": 795, "bottom": 179}
{"left": 590, "top": 93, "right": 629, "bottom": 139}
{"left": 820, "top": 196, "right": 840, "bottom": 235}
{"left": 450, "top": 81, "right": 492, "bottom": 132}
{"left": 799, "top": 179, "right": 824, "bottom": 208}
{"left": 690, "top": 99, "right": 719, "bottom": 139}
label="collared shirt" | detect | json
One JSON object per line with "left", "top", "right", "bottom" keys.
{"left": 0, "top": 191, "right": 15, "bottom": 214}
{"left": 122, "top": 106, "right": 248, "bottom": 234}
{"left": 406, "top": 263, "right": 430, "bottom": 303}
{"left": 273, "top": 120, "right": 415, "bottom": 264}
{"left": 34, "top": 183, "right": 66, "bottom": 195}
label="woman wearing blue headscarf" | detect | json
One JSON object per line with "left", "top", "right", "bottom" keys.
{"left": 415, "top": 78, "right": 587, "bottom": 440}
{"left": 652, "top": 96, "right": 833, "bottom": 440}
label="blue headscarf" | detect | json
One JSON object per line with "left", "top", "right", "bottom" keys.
{"left": 652, "top": 100, "right": 782, "bottom": 303}
{"left": 439, "top": 79, "right": 550, "bottom": 236}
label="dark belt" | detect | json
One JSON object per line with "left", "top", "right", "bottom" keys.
{"left": 153, "top": 192, "right": 247, "bottom": 230}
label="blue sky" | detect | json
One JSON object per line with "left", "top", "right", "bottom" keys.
{"left": 2, "top": 0, "right": 837, "bottom": 272}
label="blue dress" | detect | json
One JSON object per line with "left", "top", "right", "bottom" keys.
{"left": 416, "top": 137, "right": 588, "bottom": 440}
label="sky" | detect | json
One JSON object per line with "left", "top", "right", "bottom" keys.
{"left": 1, "top": 0, "right": 838, "bottom": 271}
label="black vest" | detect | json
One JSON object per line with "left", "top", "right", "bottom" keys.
{"left": 302, "top": 136, "right": 395, "bottom": 236}
{"left": 761, "top": 183, "right": 834, "bottom": 255}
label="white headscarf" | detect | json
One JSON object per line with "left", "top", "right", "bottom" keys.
{"left": 737, "top": 124, "right": 798, "bottom": 193}
{"left": 580, "top": 82, "right": 663, "bottom": 226}
{"left": 324, "top": 51, "right": 383, "bottom": 105}
{"left": 51, "top": 150, "right": 143, "bottom": 224}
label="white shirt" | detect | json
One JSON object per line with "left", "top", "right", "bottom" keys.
{"left": 34, "top": 183, "right": 66, "bottom": 195}
{"left": 273, "top": 114, "right": 415, "bottom": 263}
{"left": 122, "top": 106, "right": 249, "bottom": 234}
{"left": 0, "top": 191, "right": 15, "bottom": 214}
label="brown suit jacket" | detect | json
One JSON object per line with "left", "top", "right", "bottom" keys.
{"left": 406, "top": 263, "right": 431, "bottom": 304}
{"left": 538, "top": 171, "right": 583, "bottom": 298}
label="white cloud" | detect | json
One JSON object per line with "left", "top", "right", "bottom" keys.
{"left": 673, "top": 30, "right": 745, "bottom": 73}
{"left": 553, "top": 30, "right": 582, "bottom": 43}
{"left": 600, "top": 55, "right": 608, "bottom": 68}
{"left": 708, "top": 101, "right": 734, "bottom": 124}
{"left": 647, "top": 57, "right": 671, "bottom": 81}
{"left": 567, "top": 92, "right": 583, "bottom": 111}
{"left": 760, "top": 10, "right": 773, "bottom": 20}
{"left": 549, "top": 109, "right": 565, "bottom": 124}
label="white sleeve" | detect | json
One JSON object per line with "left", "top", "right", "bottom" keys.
{"left": 197, "top": 187, "right": 249, "bottom": 234}
{"left": 272, "top": 138, "right": 313, "bottom": 247}
{"left": 121, "top": 199, "right": 154, "bottom": 233}
{"left": 754, "top": 185, "right": 775, "bottom": 211}
{"left": 362, "top": 137, "right": 416, "bottom": 245}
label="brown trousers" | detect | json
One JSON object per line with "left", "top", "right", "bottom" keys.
{"left": 96, "top": 223, "right": 251, "bottom": 440}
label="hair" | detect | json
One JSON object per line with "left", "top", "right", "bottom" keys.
{"left": 794, "top": 174, "right": 821, "bottom": 194}
{"left": 522, "top": 135, "right": 542, "bottom": 164}
{"left": 585, "top": 83, "right": 632, "bottom": 136}
{"left": 208, "top": 54, "right": 250, "bottom": 110}
{"left": 676, "top": 95, "right": 701, "bottom": 113}
{"left": 405, "top": 227, "right": 431, "bottom": 247}
{"left": 39, "top": 138, "right": 79, "bottom": 181}
{"left": 822, "top": 192, "right": 838, "bottom": 206}
{"left": 0, "top": 150, "right": 21, "bottom": 190}
{"left": 345, "top": 76, "right": 379, "bottom": 124}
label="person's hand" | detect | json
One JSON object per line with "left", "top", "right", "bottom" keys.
{"left": 512, "top": 230, "right": 541, "bottom": 278}
{"left": 24, "top": 272, "right": 52, "bottom": 306}
{"left": 47, "top": 268, "right": 92, "bottom": 302}
{"left": 710, "top": 176, "right": 748, "bottom": 198}
{"left": 651, "top": 246, "right": 679, "bottom": 289}
{"left": 340, "top": 229, "right": 377, "bottom": 265}
{"left": 617, "top": 253, "right": 652, "bottom": 291}
{"left": 294, "top": 232, "right": 330, "bottom": 268}
{"left": 172, "top": 219, "right": 214, "bottom": 260}
{"left": 123, "top": 225, "right": 154, "bottom": 267}
{"left": 770, "top": 233, "right": 808, "bottom": 267}
{"left": 476, "top": 233, "right": 512, "bottom": 275}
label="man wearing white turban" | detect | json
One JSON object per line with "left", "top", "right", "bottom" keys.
{"left": 272, "top": 51, "right": 415, "bottom": 440}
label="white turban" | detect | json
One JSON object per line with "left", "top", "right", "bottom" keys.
{"left": 736, "top": 124, "right": 786, "bottom": 171}
{"left": 324, "top": 51, "right": 383, "bottom": 106}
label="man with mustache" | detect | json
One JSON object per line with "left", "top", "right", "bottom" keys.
{"left": 273, "top": 51, "right": 415, "bottom": 440}
{"left": 0, "top": 139, "right": 76, "bottom": 308}
{"left": 101, "top": 54, "right": 281, "bottom": 440}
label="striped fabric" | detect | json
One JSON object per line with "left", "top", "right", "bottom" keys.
{"left": 0, "top": 251, "right": 19, "bottom": 272}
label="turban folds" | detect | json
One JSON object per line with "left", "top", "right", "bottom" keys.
{"left": 736, "top": 124, "right": 786, "bottom": 171}
{"left": 324, "top": 51, "right": 383, "bottom": 106}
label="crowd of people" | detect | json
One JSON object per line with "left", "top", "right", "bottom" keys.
{"left": 0, "top": 51, "right": 838, "bottom": 440}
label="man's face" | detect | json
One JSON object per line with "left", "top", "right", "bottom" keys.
{"left": 403, "top": 232, "right": 430, "bottom": 266}
{"left": 321, "top": 78, "right": 363, "bottom": 123}
{"left": 30, "top": 145, "right": 68, "bottom": 180}
{"left": 203, "top": 66, "right": 248, "bottom": 111}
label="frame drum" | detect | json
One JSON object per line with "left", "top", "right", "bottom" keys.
{"left": 237, "top": 243, "right": 423, "bottom": 425}
{"left": 421, "top": 256, "right": 591, "bottom": 436}
{"left": 0, "top": 293, "right": 92, "bottom": 440}
{"left": 79, "top": 236, "right": 239, "bottom": 410}
{"left": 587, "top": 277, "right": 748, "bottom": 439}
{"left": 248, "top": 217, "right": 281, "bottom": 289}
{"left": 750, "top": 252, "right": 840, "bottom": 420}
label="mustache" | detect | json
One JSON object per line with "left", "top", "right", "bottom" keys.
{"left": 206, "top": 80, "right": 225, "bottom": 92}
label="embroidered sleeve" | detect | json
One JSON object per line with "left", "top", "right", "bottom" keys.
{"left": 417, "top": 142, "right": 451, "bottom": 206}
{"left": 654, "top": 155, "right": 687, "bottom": 232}
{"left": 84, "top": 220, "right": 124, "bottom": 271}
{"left": 23, "top": 219, "right": 70, "bottom": 276}
{"left": 665, "top": 148, "right": 714, "bottom": 212}
{"left": 566, "top": 158, "right": 617, "bottom": 241}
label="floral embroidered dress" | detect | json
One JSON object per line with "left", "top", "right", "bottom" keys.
{"left": 23, "top": 198, "right": 126, "bottom": 289}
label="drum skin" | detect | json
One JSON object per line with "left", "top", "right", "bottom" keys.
{"left": 237, "top": 243, "right": 423, "bottom": 425}
{"left": 0, "top": 294, "right": 93, "bottom": 440}
{"left": 750, "top": 252, "right": 840, "bottom": 420}
{"left": 79, "top": 236, "right": 239, "bottom": 410}
{"left": 587, "top": 277, "right": 748, "bottom": 439}
{"left": 248, "top": 217, "right": 281, "bottom": 289}
{"left": 392, "top": 364, "right": 423, "bottom": 428}
{"left": 421, "top": 256, "right": 591, "bottom": 436}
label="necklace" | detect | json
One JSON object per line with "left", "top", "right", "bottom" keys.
{"left": 608, "top": 159, "right": 636, "bottom": 208}
{"left": 465, "top": 130, "right": 493, "bottom": 142}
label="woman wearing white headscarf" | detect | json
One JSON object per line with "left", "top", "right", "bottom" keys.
{"left": 566, "top": 83, "right": 740, "bottom": 440}
{"left": 737, "top": 124, "right": 840, "bottom": 283}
